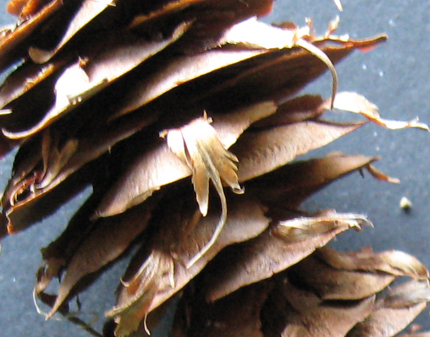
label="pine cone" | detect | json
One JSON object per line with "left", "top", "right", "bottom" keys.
{"left": 0, "top": 0, "right": 429, "bottom": 336}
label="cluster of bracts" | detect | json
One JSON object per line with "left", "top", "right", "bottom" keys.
{"left": 0, "top": 0, "right": 429, "bottom": 336}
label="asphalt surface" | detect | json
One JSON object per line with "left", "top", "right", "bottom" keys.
{"left": 1, "top": 1, "right": 430, "bottom": 336}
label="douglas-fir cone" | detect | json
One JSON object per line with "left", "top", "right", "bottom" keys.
{"left": 0, "top": 0, "right": 429, "bottom": 336}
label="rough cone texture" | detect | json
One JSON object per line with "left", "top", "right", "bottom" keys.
{"left": 0, "top": 0, "right": 429, "bottom": 336}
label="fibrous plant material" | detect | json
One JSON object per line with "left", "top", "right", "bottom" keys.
{"left": 0, "top": 0, "right": 429, "bottom": 336}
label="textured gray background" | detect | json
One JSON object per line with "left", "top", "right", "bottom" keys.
{"left": 1, "top": 0, "right": 430, "bottom": 336}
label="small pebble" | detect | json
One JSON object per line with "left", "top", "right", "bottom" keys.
{"left": 400, "top": 196, "right": 412, "bottom": 210}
